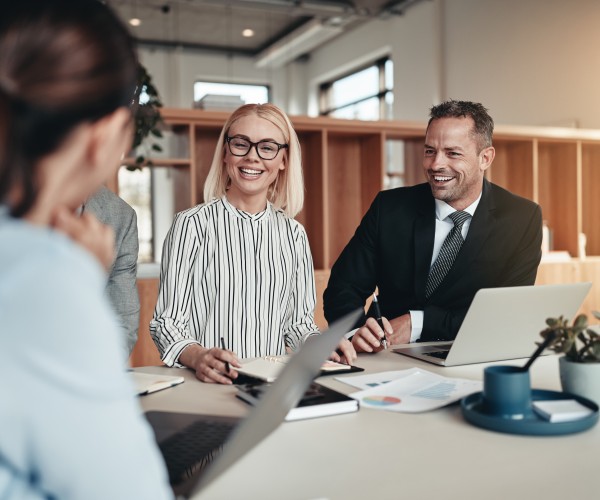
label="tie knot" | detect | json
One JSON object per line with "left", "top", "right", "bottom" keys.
{"left": 449, "top": 210, "right": 470, "bottom": 229}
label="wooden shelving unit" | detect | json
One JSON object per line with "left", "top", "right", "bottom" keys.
{"left": 127, "top": 108, "right": 600, "bottom": 366}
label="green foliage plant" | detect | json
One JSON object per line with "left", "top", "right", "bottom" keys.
{"left": 131, "top": 63, "right": 164, "bottom": 168}
{"left": 540, "top": 312, "right": 600, "bottom": 363}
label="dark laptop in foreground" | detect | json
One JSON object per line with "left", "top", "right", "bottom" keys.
{"left": 393, "top": 283, "right": 592, "bottom": 366}
{"left": 145, "top": 309, "right": 362, "bottom": 499}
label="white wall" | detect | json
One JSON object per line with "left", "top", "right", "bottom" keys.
{"left": 139, "top": 46, "right": 291, "bottom": 108}
{"left": 304, "top": 0, "right": 440, "bottom": 120}
{"left": 139, "top": 0, "right": 600, "bottom": 127}
{"left": 305, "top": 0, "right": 600, "bottom": 128}
{"left": 442, "top": 0, "right": 600, "bottom": 128}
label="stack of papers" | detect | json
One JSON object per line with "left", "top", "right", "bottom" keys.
{"left": 532, "top": 399, "right": 594, "bottom": 422}
{"left": 336, "top": 368, "right": 481, "bottom": 412}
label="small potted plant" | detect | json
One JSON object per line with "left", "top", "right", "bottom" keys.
{"left": 539, "top": 312, "right": 600, "bottom": 403}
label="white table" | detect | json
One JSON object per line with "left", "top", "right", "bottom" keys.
{"left": 137, "top": 352, "right": 597, "bottom": 500}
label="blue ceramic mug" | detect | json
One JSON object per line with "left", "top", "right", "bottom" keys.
{"left": 482, "top": 365, "right": 532, "bottom": 419}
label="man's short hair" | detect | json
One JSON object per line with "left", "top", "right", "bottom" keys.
{"left": 428, "top": 100, "right": 494, "bottom": 152}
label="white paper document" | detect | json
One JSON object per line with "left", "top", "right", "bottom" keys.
{"left": 338, "top": 368, "right": 481, "bottom": 412}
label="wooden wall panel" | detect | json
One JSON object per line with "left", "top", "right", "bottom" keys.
{"left": 129, "top": 278, "right": 162, "bottom": 367}
{"left": 581, "top": 144, "right": 600, "bottom": 256}
{"left": 537, "top": 142, "right": 578, "bottom": 256}
{"left": 297, "top": 131, "right": 327, "bottom": 269}
{"left": 490, "top": 140, "right": 535, "bottom": 200}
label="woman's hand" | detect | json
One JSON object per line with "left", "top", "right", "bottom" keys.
{"left": 52, "top": 207, "right": 115, "bottom": 271}
{"left": 179, "top": 344, "right": 242, "bottom": 384}
{"left": 330, "top": 338, "right": 357, "bottom": 365}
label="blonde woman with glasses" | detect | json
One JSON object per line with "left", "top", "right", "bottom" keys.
{"left": 151, "top": 103, "right": 355, "bottom": 384}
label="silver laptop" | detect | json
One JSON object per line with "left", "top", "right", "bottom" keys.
{"left": 393, "top": 283, "right": 591, "bottom": 366}
{"left": 144, "top": 309, "right": 362, "bottom": 498}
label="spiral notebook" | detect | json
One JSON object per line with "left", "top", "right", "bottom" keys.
{"left": 236, "top": 381, "right": 358, "bottom": 421}
{"left": 234, "top": 355, "right": 363, "bottom": 383}
{"left": 131, "top": 371, "right": 184, "bottom": 395}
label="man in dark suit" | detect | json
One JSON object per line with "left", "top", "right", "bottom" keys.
{"left": 323, "top": 100, "right": 542, "bottom": 352}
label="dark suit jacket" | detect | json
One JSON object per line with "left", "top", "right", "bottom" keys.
{"left": 323, "top": 179, "right": 543, "bottom": 341}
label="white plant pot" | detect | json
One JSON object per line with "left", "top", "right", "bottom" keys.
{"left": 559, "top": 356, "right": 600, "bottom": 404}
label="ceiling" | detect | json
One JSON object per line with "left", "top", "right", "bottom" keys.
{"left": 108, "top": 0, "right": 426, "bottom": 66}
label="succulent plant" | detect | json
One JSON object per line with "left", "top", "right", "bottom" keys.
{"left": 540, "top": 311, "right": 600, "bottom": 363}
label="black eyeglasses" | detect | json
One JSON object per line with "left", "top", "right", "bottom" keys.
{"left": 226, "top": 136, "right": 288, "bottom": 160}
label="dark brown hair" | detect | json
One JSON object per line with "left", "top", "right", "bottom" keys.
{"left": 0, "top": 0, "right": 138, "bottom": 217}
{"left": 427, "top": 100, "right": 494, "bottom": 152}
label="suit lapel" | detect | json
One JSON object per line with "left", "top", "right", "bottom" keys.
{"left": 414, "top": 190, "right": 436, "bottom": 300}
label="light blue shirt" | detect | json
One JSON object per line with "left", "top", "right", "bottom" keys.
{"left": 0, "top": 211, "right": 172, "bottom": 500}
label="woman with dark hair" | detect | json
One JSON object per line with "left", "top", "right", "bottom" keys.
{"left": 0, "top": 1, "right": 172, "bottom": 498}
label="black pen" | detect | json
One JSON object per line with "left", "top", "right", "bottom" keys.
{"left": 372, "top": 294, "right": 388, "bottom": 349}
{"left": 220, "top": 336, "right": 230, "bottom": 374}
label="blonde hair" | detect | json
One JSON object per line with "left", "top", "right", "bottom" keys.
{"left": 203, "top": 103, "right": 304, "bottom": 217}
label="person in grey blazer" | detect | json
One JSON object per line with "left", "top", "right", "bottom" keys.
{"left": 85, "top": 186, "right": 140, "bottom": 356}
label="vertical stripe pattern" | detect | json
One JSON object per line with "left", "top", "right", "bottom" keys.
{"left": 150, "top": 197, "right": 318, "bottom": 366}
{"left": 425, "top": 210, "right": 471, "bottom": 298}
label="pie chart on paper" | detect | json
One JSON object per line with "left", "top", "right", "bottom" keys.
{"left": 362, "top": 395, "right": 401, "bottom": 406}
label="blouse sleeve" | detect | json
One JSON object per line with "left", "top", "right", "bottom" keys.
{"left": 283, "top": 223, "right": 319, "bottom": 351}
{"left": 150, "top": 211, "right": 203, "bottom": 366}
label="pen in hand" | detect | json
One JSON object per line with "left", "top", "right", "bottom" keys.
{"left": 219, "top": 336, "right": 230, "bottom": 374}
{"left": 372, "top": 294, "right": 388, "bottom": 349}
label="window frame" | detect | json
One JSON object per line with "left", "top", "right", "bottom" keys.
{"left": 193, "top": 80, "right": 271, "bottom": 106}
{"left": 319, "top": 57, "right": 392, "bottom": 119}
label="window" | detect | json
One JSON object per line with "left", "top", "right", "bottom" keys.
{"left": 118, "top": 167, "right": 153, "bottom": 263}
{"left": 194, "top": 82, "right": 270, "bottom": 109}
{"left": 319, "top": 58, "right": 393, "bottom": 120}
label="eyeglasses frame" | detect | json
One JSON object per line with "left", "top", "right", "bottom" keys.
{"left": 225, "top": 135, "right": 289, "bottom": 160}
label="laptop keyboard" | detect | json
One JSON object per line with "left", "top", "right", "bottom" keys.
{"left": 158, "top": 419, "right": 235, "bottom": 484}
{"left": 426, "top": 350, "right": 449, "bottom": 360}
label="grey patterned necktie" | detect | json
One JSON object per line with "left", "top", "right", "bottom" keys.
{"left": 425, "top": 210, "right": 471, "bottom": 298}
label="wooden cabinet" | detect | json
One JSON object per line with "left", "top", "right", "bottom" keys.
{"left": 129, "top": 108, "right": 600, "bottom": 264}
{"left": 485, "top": 128, "right": 600, "bottom": 260}
{"left": 126, "top": 109, "right": 600, "bottom": 366}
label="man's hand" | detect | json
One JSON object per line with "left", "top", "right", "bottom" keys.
{"left": 388, "top": 314, "right": 412, "bottom": 345}
{"left": 179, "top": 344, "right": 241, "bottom": 385}
{"left": 351, "top": 313, "right": 413, "bottom": 353}
{"left": 52, "top": 207, "right": 115, "bottom": 271}
{"left": 351, "top": 317, "right": 393, "bottom": 353}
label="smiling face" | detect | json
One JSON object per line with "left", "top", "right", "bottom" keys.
{"left": 224, "top": 114, "right": 287, "bottom": 213}
{"left": 423, "top": 116, "right": 495, "bottom": 210}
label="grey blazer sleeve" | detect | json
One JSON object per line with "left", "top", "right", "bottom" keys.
{"left": 86, "top": 187, "right": 140, "bottom": 356}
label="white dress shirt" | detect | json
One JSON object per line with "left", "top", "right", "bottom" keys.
{"left": 409, "top": 194, "right": 481, "bottom": 341}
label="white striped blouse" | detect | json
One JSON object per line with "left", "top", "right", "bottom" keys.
{"left": 150, "top": 196, "right": 319, "bottom": 366}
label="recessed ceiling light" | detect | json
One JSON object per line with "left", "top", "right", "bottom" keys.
{"left": 129, "top": 18, "right": 142, "bottom": 27}
{"left": 242, "top": 28, "right": 255, "bottom": 38}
